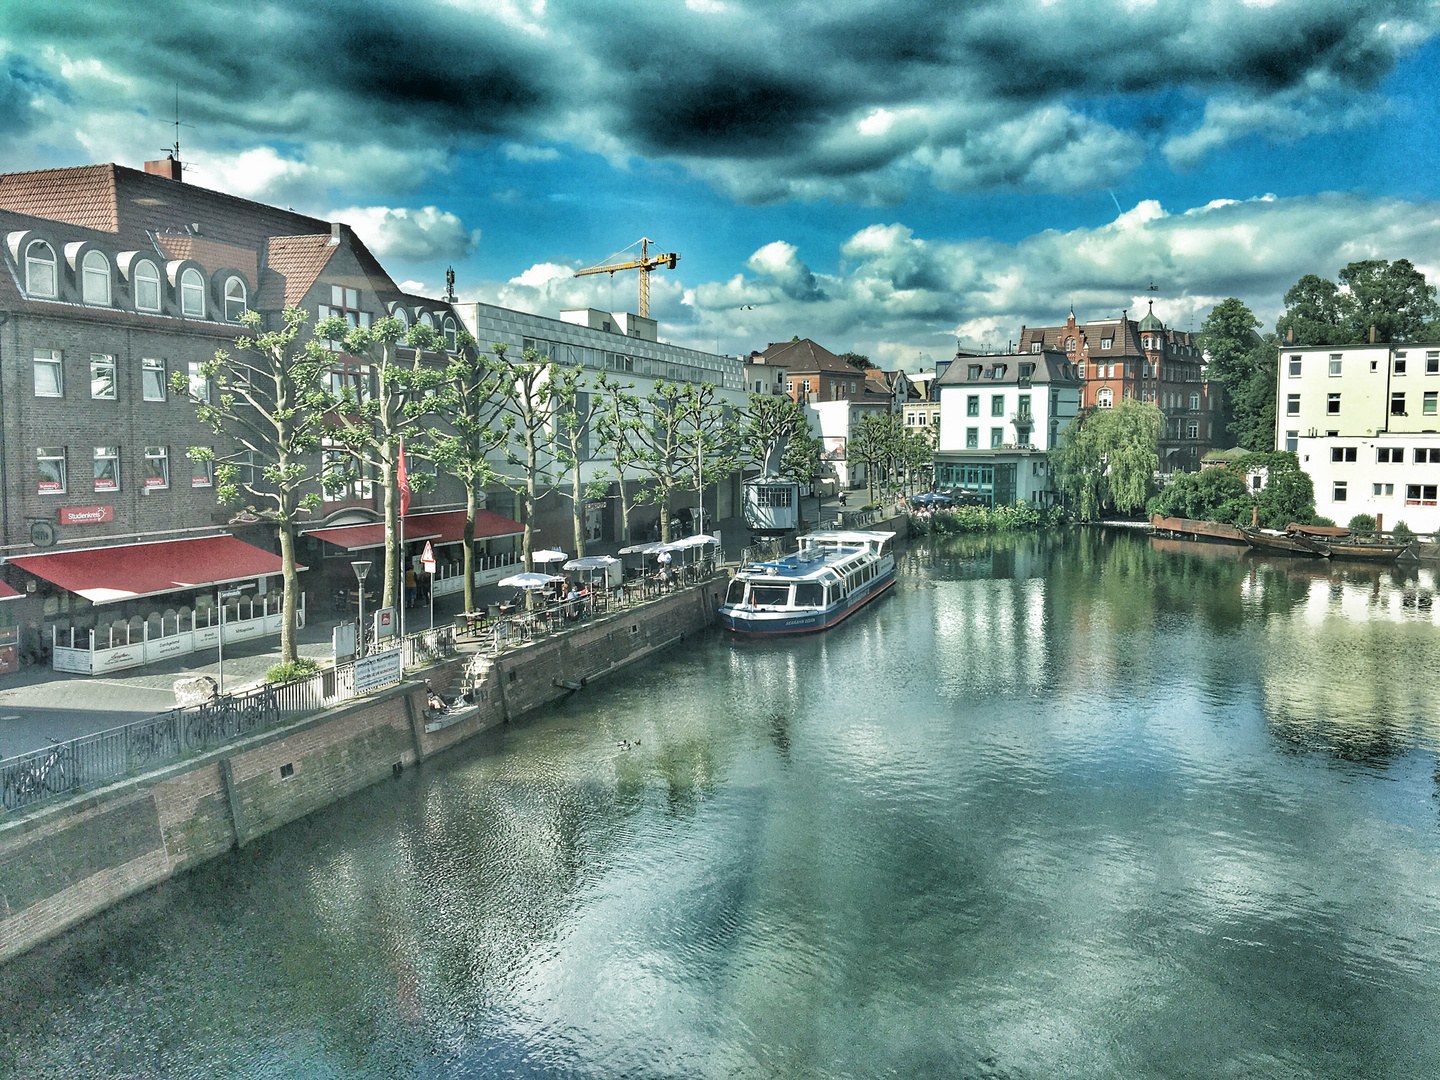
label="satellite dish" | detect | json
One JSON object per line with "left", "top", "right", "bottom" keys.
{"left": 30, "top": 521, "right": 56, "bottom": 548}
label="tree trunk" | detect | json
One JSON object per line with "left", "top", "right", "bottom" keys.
{"left": 571, "top": 459, "right": 585, "bottom": 559}
{"left": 463, "top": 487, "right": 477, "bottom": 613}
{"left": 278, "top": 523, "right": 298, "bottom": 665}
{"left": 618, "top": 477, "right": 631, "bottom": 545}
{"left": 660, "top": 489, "right": 672, "bottom": 544}
{"left": 381, "top": 448, "right": 398, "bottom": 612}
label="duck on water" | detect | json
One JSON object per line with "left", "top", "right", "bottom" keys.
{"left": 718, "top": 530, "right": 896, "bottom": 634}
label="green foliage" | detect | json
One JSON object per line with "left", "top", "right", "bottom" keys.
{"left": 849, "top": 412, "right": 904, "bottom": 503}
{"left": 266, "top": 657, "right": 320, "bottom": 684}
{"left": 911, "top": 503, "right": 1065, "bottom": 533}
{"left": 840, "top": 351, "right": 874, "bottom": 370}
{"left": 1312, "top": 516, "right": 1337, "bottom": 527}
{"left": 1392, "top": 521, "right": 1415, "bottom": 541}
{"left": 1198, "top": 298, "right": 1279, "bottom": 450}
{"left": 1276, "top": 259, "right": 1440, "bottom": 345}
{"left": 1053, "top": 399, "right": 1162, "bottom": 519}
{"left": 1347, "top": 513, "right": 1377, "bottom": 532}
{"left": 1147, "top": 466, "right": 1251, "bottom": 525}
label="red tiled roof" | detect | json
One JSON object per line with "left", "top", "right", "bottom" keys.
{"left": 0, "top": 164, "right": 120, "bottom": 232}
{"left": 261, "top": 234, "right": 339, "bottom": 308}
{"left": 154, "top": 235, "right": 259, "bottom": 285}
{"left": 761, "top": 338, "right": 856, "bottom": 374}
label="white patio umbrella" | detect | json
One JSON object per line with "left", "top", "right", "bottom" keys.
{"left": 618, "top": 541, "right": 668, "bottom": 555}
{"left": 562, "top": 555, "right": 621, "bottom": 571}
{"left": 668, "top": 533, "right": 720, "bottom": 549}
{"left": 531, "top": 548, "right": 568, "bottom": 564}
{"left": 497, "top": 572, "right": 563, "bottom": 589}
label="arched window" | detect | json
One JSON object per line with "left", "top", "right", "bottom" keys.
{"left": 1097, "top": 388, "right": 1114, "bottom": 409}
{"left": 418, "top": 310, "right": 434, "bottom": 329}
{"left": 1065, "top": 337, "right": 1075, "bottom": 352}
{"left": 443, "top": 316, "right": 457, "bottom": 352}
{"left": 224, "top": 276, "right": 247, "bottom": 322}
{"left": 180, "top": 268, "right": 205, "bottom": 317}
{"left": 25, "top": 240, "right": 56, "bottom": 298}
{"left": 1189, "top": 392, "right": 1200, "bottom": 411}
{"left": 134, "top": 260, "right": 162, "bottom": 312}
{"left": 392, "top": 306, "right": 409, "bottom": 331}
{"left": 82, "top": 250, "right": 111, "bottom": 305}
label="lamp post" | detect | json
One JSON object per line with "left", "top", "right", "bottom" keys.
{"left": 217, "top": 586, "right": 248, "bottom": 695}
{"left": 351, "top": 560, "right": 371, "bottom": 658}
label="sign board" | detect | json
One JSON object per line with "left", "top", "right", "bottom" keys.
{"left": 353, "top": 648, "right": 402, "bottom": 695}
{"left": 374, "top": 606, "right": 397, "bottom": 639}
{"left": 59, "top": 505, "right": 114, "bottom": 526}
{"left": 332, "top": 622, "right": 357, "bottom": 663}
{"left": 421, "top": 541, "right": 436, "bottom": 574}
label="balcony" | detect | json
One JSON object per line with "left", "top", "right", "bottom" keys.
{"left": 1010, "top": 410, "right": 1034, "bottom": 430}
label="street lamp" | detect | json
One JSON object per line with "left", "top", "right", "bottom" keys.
{"left": 217, "top": 585, "right": 251, "bottom": 695}
{"left": 351, "top": 560, "right": 371, "bottom": 657}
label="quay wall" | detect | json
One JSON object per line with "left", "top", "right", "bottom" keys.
{"left": 0, "top": 581, "right": 724, "bottom": 966}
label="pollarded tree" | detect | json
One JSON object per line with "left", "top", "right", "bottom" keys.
{"left": 679, "top": 383, "right": 733, "bottom": 536}
{"left": 173, "top": 307, "right": 337, "bottom": 665}
{"left": 427, "top": 329, "right": 507, "bottom": 612}
{"left": 1053, "top": 399, "right": 1162, "bottom": 520}
{"left": 737, "top": 394, "right": 809, "bottom": 474}
{"left": 319, "top": 315, "right": 447, "bottom": 617}
{"left": 493, "top": 344, "right": 558, "bottom": 571}
{"left": 850, "top": 412, "right": 900, "bottom": 505}
{"left": 780, "top": 426, "right": 825, "bottom": 525}
{"left": 629, "top": 381, "right": 690, "bottom": 543}
{"left": 550, "top": 364, "right": 605, "bottom": 558}
{"left": 593, "top": 372, "right": 641, "bottom": 545}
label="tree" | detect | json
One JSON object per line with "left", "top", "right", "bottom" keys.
{"left": 1198, "top": 299, "right": 1279, "bottom": 450}
{"left": 1053, "top": 400, "right": 1162, "bottom": 520}
{"left": 1338, "top": 259, "right": 1439, "bottom": 343}
{"left": 428, "top": 330, "right": 507, "bottom": 613}
{"left": 492, "top": 344, "right": 557, "bottom": 571}
{"left": 679, "top": 383, "right": 732, "bottom": 536}
{"left": 319, "top": 315, "right": 446, "bottom": 617}
{"left": 549, "top": 365, "right": 604, "bottom": 558}
{"left": 1147, "top": 466, "right": 1251, "bottom": 525}
{"left": 628, "top": 382, "right": 690, "bottom": 543}
{"left": 737, "top": 394, "right": 809, "bottom": 473}
{"left": 593, "top": 372, "right": 641, "bottom": 545}
{"left": 849, "top": 412, "right": 901, "bottom": 504}
{"left": 173, "top": 307, "right": 335, "bottom": 665}
{"left": 1276, "top": 274, "right": 1348, "bottom": 346}
{"left": 840, "top": 351, "right": 874, "bottom": 371}
{"left": 780, "top": 427, "right": 825, "bottom": 525}
{"left": 899, "top": 428, "right": 933, "bottom": 495}
{"left": 1227, "top": 333, "right": 1278, "bottom": 451}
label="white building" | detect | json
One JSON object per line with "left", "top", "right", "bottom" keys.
{"left": 933, "top": 351, "right": 1082, "bottom": 505}
{"left": 806, "top": 396, "right": 892, "bottom": 491}
{"left": 1276, "top": 342, "right": 1440, "bottom": 531}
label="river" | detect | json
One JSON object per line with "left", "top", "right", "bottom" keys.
{"left": 5, "top": 528, "right": 1440, "bottom": 1079}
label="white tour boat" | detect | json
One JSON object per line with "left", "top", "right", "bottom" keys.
{"left": 718, "top": 530, "right": 896, "bottom": 634}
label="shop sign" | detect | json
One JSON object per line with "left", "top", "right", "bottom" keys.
{"left": 59, "top": 505, "right": 114, "bottom": 525}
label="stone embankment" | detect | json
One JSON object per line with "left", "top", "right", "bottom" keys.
{"left": 0, "top": 578, "right": 728, "bottom": 965}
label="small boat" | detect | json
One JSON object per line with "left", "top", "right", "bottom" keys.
{"left": 1284, "top": 522, "right": 1411, "bottom": 562}
{"left": 1240, "top": 527, "right": 1328, "bottom": 557}
{"left": 1150, "top": 514, "right": 1247, "bottom": 545}
{"left": 718, "top": 530, "right": 896, "bottom": 634}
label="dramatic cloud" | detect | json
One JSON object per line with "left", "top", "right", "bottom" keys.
{"left": 468, "top": 192, "right": 1440, "bottom": 369}
{"left": 1, "top": 1, "right": 1434, "bottom": 202}
{"left": 329, "top": 204, "right": 482, "bottom": 263}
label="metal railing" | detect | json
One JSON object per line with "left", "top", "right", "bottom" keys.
{"left": 0, "top": 624, "right": 458, "bottom": 815}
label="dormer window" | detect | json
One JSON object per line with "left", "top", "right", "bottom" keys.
{"left": 25, "top": 240, "right": 56, "bottom": 298}
{"left": 1100, "top": 337, "right": 1113, "bottom": 349}
{"left": 1030, "top": 341, "right": 1042, "bottom": 353}
{"left": 134, "top": 260, "right": 161, "bottom": 312}
{"left": 968, "top": 364, "right": 982, "bottom": 379}
{"left": 180, "top": 268, "right": 205, "bottom": 317}
{"left": 82, "top": 250, "right": 111, "bottom": 305}
{"left": 419, "top": 311, "right": 435, "bottom": 329}
{"left": 990, "top": 364, "right": 1006, "bottom": 379}
{"left": 443, "top": 316, "right": 457, "bottom": 352}
{"left": 224, "top": 276, "right": 247, "bottom": 322}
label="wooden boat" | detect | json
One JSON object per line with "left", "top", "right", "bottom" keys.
{"left": 1240, "top": 527, "right": 1328, "bottom": 557}
{"left": 1149, "top": 514, "right": 1247, "bottom": 545}
{"left": 1284, "top": 522, "right": 1411, "bottom": 562}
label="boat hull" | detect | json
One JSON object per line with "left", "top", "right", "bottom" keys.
{"left": 719, "top": 567, "right": 896, "bottom": 634}
{"left": 1241, "top": 528, "right": 1327, "bottom": 557}
{"left": 1150, "top": 514, "right": 1247, "bottom": 545}
{"left": 1320, "top": 542, "right": 1409, "bottom": 562}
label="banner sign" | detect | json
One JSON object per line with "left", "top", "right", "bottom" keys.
{"left": 353, "top": 649, "right": 402, "bottom": 695}
{"left": 59, "top": 505, "right": 114, "bottom": 525}
{"left": 374, "top": 606, "right": 397, "bottom": 639}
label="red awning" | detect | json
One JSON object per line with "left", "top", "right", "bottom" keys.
{"left": 0, "top": 580, "right": 21, "bottom": 602}
{"left": 305, "top": 509, "right": 522, "bottom": 550}
{"left": 6, "top": 535, "right": 303, "bottom": 605}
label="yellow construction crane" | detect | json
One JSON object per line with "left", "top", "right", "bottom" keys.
{"left": 573, "top": 238, "right": 679, "bottom": 319}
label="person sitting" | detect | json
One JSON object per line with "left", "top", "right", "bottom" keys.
{"left": 425, "top": 681, "right": 447, "bottom": 714}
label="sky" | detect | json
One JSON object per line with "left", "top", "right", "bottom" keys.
{"left": 5, "top": 0, "right": 1440, "bottom": 370}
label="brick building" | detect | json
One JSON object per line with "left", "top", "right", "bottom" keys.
{"left": 1018, "top": 302, "right": 1223, "bottom": 471}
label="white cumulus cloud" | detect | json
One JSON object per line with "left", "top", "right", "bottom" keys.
{"left": 330, "top": 205, "right": 482, "bottom": 263}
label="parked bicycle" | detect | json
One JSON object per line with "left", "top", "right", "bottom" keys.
{"left": 2, "top": 738, "right": 77, "bottom": 808}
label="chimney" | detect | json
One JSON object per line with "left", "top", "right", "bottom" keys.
{"left": 1287, "top": 327, "right": 1294, "bottom": 344}
{"left": 330, "top": 221, "right": 344, "bottom": 246}
{"left": 144, "top": 156, "right": 182, "bottom": 182}
{"left": 1370, "top": 324, "right": 1377, "bottom": 344}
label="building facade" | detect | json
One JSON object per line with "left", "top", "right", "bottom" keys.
{"left": 1018, "top": 303, "right": 1222, "bottom": 471}
{"left": 1276, "top": 341, "right": 1440, "bottom": 531}
{"left": 932, "top": 351, "right": 1082, "bottom": 506}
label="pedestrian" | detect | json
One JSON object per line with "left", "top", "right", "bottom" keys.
{"left": 405, "top": 566, "right": 417, "bottom": 609}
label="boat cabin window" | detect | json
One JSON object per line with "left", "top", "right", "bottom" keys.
{"left": 794, "top": 582, "right": 824, "bottom": 607}
{"left": 750, "top": 585, "right": 791, "bottom": 607}
{"left": 725, "top": 579, "right": 746, "bottom": 605}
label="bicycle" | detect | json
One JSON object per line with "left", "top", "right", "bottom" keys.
{"left": 2, "top": 738, "right": 76, "bottom": 807}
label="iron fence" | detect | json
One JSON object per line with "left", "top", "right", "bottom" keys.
{"left": 0, "top": 623, "right": 458, "bottom": 815}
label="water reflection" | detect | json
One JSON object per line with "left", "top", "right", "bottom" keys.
{"left": 5, "top": 530, "right": 1440, "bottom": 1079}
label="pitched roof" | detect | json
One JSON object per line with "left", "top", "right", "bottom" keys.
{"left": 0, "top": 164, "right": 120, "bottom": 233}
{"left": 154, "top": 234, "right": 259, "bottom": 284}
{"left": 935, "top": 351, "right": 1080, "bottom": 387}
{"left": 260, "top": 234, "right": 339, "bottom": 308}
{"left": 760, "top": 338, "right": 856, "bottom": 374}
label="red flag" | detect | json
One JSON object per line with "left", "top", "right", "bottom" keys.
{"left": 397, "top": 437, "right": 411, "bottom": 518}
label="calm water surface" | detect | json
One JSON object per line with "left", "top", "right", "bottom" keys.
{"left": 6, "top": 529, "right": 1440, "bottom": 1079}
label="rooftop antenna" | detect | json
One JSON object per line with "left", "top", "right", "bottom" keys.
{"left": 161, "top": 83, "right": 187, "bottom": 172}
{"left": 445, "top": 266, "right": 456, "bottom": 302}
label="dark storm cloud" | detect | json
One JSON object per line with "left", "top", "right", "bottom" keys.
{"left": 6, "top": 0, "right": 1437, "bottom": 199}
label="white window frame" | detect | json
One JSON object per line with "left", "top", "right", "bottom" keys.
{"left": 1285, "top": 430, "right": 1298, "bottom": 452}
{"left": 1186, "top": 421, "right": 1199, "bottom": 439}
{"left": 1097, "top": 388, "right": 1114, "bottom": 408}
{"left": 134, "top": 259, "right": 162, "bottom": 313}
{"left": 1189, "top": 392, "right": 1200, "bottom": 411}
{"left": 1332, "top": 480, "right": 1347, "bottom": 502}
{"left": 1329, "top": 354, "right": 1342, "bottom": 376}
{"left": 93, "top": 446, "right": 120, "bottom": 493}
{"left": 224, "top": 276, "right": 247, "bottom": 322}
{"left": 33, "top": 350, "right": 63, "bottom": 397}
{"left": 142, "top": 358, "right": 166, "bottom": 402}
{"left": 180, "top": 267, "right": 206, "bottom": 318}
{"left": 1100, "top": 338, "right": 1112, "bottom": 350}
{"left": 188, "top": 361, "right": 210, "bottom": 403}
{"left": 190, "top": 449, "right": 213, "bottom": 488}
{"left": 1288, "top": 356, "right": 1301, "bottom": 377}
{"left": 25, "top": 240, "right": 56, "bottom": 298}
{"left": 443, "top": 316, "right": 457, "bottom": 352}
{"left": 37, "top": 446, "right": 66, "bottom": 495}
{"left": 90, "top": 354, "right": 117, "bottom": 400}
{"left": 82, "top": 250, "right": 111, "bottom": 306}
{"left": 143, "top": 445, "right": 170, "bottom": 491}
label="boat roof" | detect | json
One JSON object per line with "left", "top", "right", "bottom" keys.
{"left": 801, "top": 530, "right": 896, "bottom": 544}
{"left": 741, "top": 538, "right": 886, "bottom": 580}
